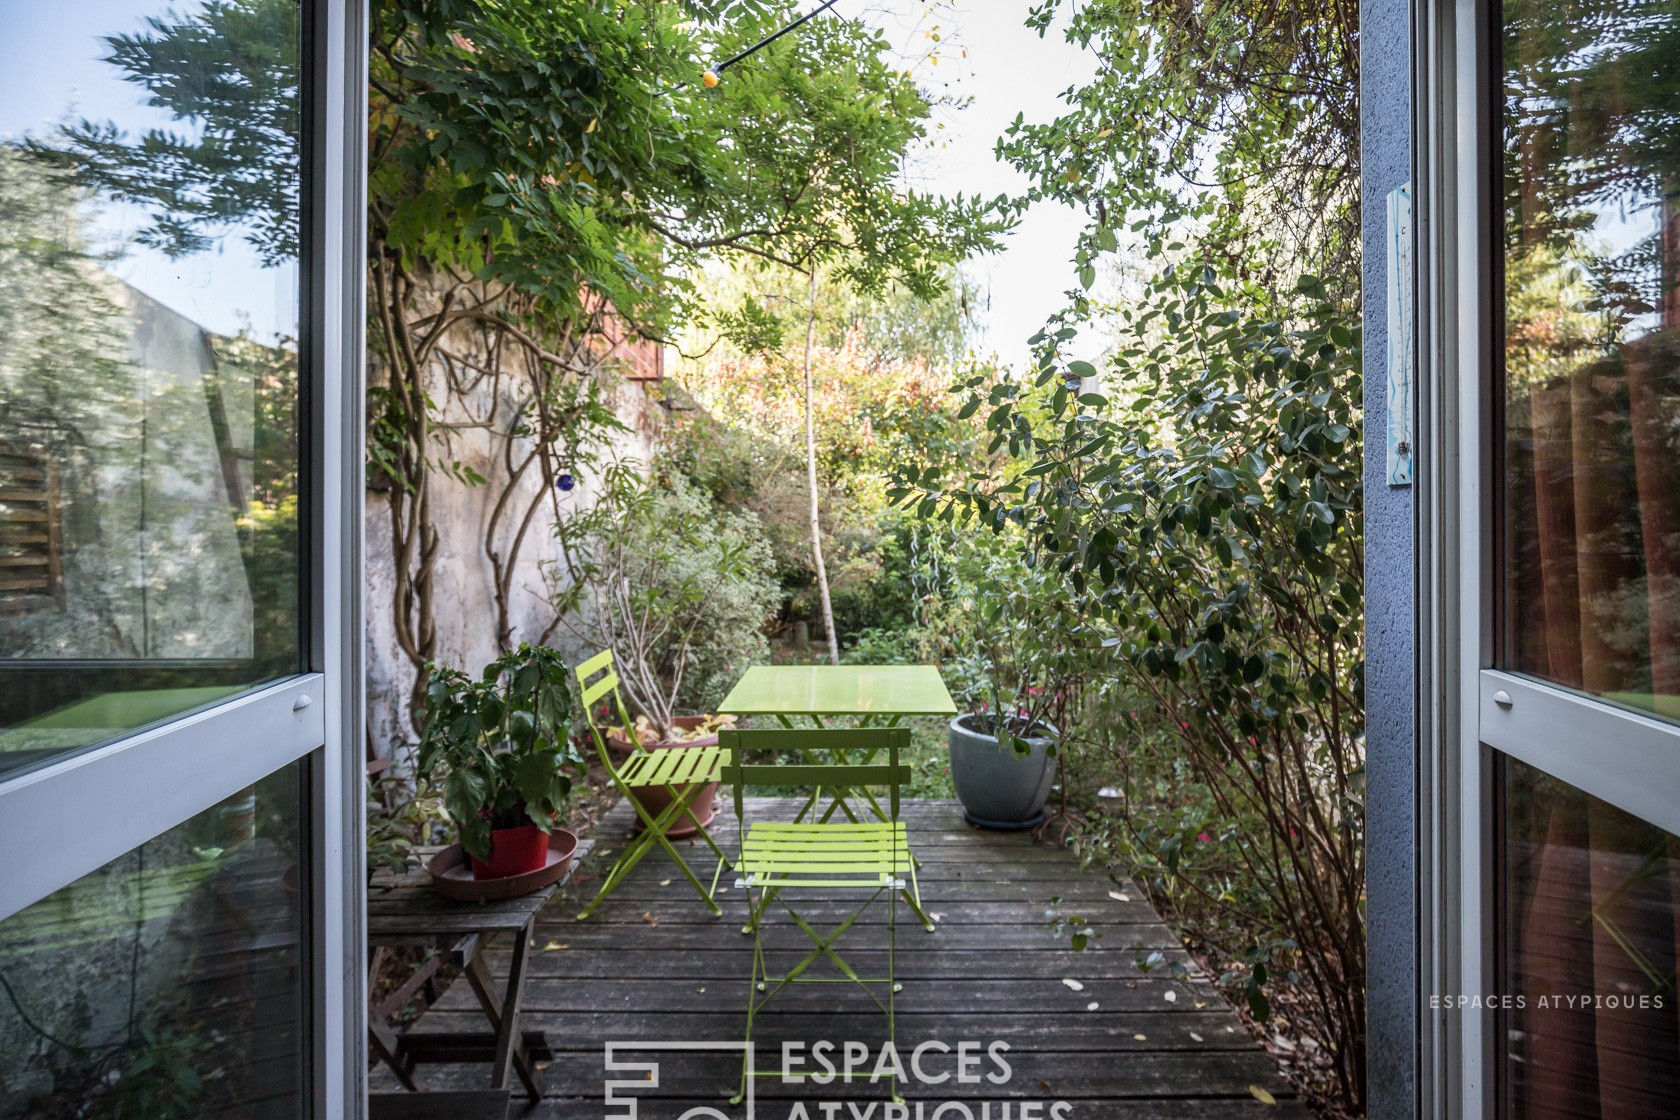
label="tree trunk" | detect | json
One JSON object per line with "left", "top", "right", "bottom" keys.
{"left": 803, "top": 268, "right": 839, "bottom": 665}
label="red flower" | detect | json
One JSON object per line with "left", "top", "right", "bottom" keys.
{"left": 1198, "top": 831, "right": 1212, "bottom": 842}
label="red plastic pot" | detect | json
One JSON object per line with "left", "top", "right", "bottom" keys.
{"left": 470, "top": 822, "right": 551, "bottom": 880}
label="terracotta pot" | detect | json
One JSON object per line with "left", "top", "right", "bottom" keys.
{"left": 606, "top": 715, "right": 720, "bottom": 838}
{"left": 470, "top": 822, "right": 551, "bottom": 880}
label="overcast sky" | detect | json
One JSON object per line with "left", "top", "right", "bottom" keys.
{"left": 864, "top": 0, "right": 1092, "bottom": 366}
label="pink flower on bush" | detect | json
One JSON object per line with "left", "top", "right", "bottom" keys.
{"left": 1198, "top": 831, "right": 1212, "bottom": 842}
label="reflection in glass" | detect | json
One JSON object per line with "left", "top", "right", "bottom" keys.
{"left": 1500, "top": 0, "right": 1680, "bottom": 717}
{"left": 0, "top": 2, "right": 303, "bottom": 776}
{"left": 0, "top": 762, "right": 306, "bottom": 1119}
{"left": 1500, "top": 758, "right": 1680, "bottom": 1118}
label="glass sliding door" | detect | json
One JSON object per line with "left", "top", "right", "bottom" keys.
{"left": 0, "top": 2, "right": 305, "bottom": 778}
{"left": 0, "top": 3, "right": 362, "bottom": 1118}
{"left": 1489, "top": 0, "right": 1680, "bottom": 1114}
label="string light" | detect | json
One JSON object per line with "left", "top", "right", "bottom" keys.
{"left": 699, "top": 0, "right": 841, "bottom": 86}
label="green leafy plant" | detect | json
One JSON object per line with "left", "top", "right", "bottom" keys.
{"left": 415, "top": 644, "right": 581, "bottom": 862}
{"left": 94, "top": 1025, "right": 207, "bottom": 1120}
{"left": 898, "top": 259, "right": 1365, "bottom": 1112}
{"left": 551, "top": 463, "right": 779, "bottom": 737}
{"left": 365, "top": 772, "right": 446, "bottom": 878}
{"left": 926, "top": 531, "right": 1099, "bottom": 754}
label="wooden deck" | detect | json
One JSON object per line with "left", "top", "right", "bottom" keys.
{"left": 393, "top": 797, "right": 1310, "bottom": 1118}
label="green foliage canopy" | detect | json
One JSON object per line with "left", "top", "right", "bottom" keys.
{"left": 372, "top": 0, "right": 1000, "bottom": 334}
{"left": 997, "top": 0, "right": 1360, "bottom": 302}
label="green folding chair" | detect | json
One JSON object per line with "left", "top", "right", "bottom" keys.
{"left": 574, "top": 650, "right": 730, "bottom": 921}
{"left": 721, "top": 726, "right": 915, "bottom": 1103}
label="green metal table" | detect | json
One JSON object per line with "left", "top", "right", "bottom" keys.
{"left": 717, "top": 665, "right": 956, "bottom": 726}
{"left": 718, "top": 664, "right": 955, "bottom": 930}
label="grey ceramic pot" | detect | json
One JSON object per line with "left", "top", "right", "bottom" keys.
{"left": 947, "top": 713, "right": 1057, "bottom": 830}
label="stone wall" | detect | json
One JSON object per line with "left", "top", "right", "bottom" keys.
{"left": 362, "top": 367, "right": 663, "bottom": 752}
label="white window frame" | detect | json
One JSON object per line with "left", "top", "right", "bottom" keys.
{"left": 1416, "top": 0, "right": 1680, "bottom": 1115}
{"left": 0, "top": 3, "right": 366, "bottom": 1116}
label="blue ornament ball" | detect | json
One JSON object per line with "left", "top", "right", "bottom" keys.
{"left": 556, "top": 473, "right": 576, "bottom": 492}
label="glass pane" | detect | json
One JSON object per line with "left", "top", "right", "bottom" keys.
{"left": 1500, "top": 0, "right": 1680, "bottom": 717}
{"left": 0, "top": 2, "right": 304, "bottom": 777}
{"left": 1500, "top": 757, "right": 1680, "bottom": 1118}
{"left": 0, "top": 761, "right": 307, "bottom": 1119}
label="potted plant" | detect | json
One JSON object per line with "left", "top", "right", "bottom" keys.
{"left": 416, "top": 643, "right": 582, "bottom": 880}
{"left": 551, "top": 462, "right": 779, "bottom": 834}
{"left": 935, "top": 535, "right": 1089, "bottom": 830}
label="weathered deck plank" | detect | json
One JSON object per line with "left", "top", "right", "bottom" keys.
{"left": 385, "top": 797, "right": 1309, "bottom": 1118}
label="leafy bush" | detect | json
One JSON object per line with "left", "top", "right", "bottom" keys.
{"left": 917, "top": 530, "right": 1104, "bottom": 748}
{"left": 415, "top": 644, "right": 580, "bottom": 861}
{"left": 553, "top": 464, "right": 780, "bottom": 732}
{"left": 841, "top": 625, "right": 926, "bottom": 666}
{"left": 898, "top": 260, "right": 1366, "bottom": 1113}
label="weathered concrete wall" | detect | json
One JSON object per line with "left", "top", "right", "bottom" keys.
{"left": 1360, "top": 0, "right": 1418, "bottom": 1114}
{"left": 363, "top": 373, "right": 660, "bottom": 751}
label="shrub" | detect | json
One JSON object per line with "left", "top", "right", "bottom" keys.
{"left": 552, "top": 463, "right": 780, "bottom": 732}
{"left": 898, "top": 261, "right": 1366, "bottom": 1113}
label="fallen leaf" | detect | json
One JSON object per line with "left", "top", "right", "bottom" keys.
{"left": 540, "top": 941, "right": 568, "bottom": 952}
{"left": 1062, "top": 978, "right": 1085, "bottom": 991}
{"left": 660, "top": 879, "right": 672, "bottom": 887}
{"left": 1247, "top": 1085, "right": 1277, "bottom": 1106}
{"left": 1163, "top": 990, "right": 1177, "bottom": 1003}
{"left": 1107, "top": 890, "right": 1131, "bottom": 902}
{"left": 1085, "top": 1001, "right": 1099, "bottom": 1011}
{"left": 1194, "top": 1000, "right": 1207, "bottom": 1009}
{"left": 1188, "top": 1031, "right": 1204, "bottom": 1042}
{"left": 697, "top": 987, "right": 706, "bottom": 993}
{"left": 1132, "top": 1033, "right": 1147, "bottom": 1042}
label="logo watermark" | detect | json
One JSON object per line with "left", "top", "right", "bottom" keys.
{"left": 603, "top": 1039, "right": 1075, "bottom": 1120}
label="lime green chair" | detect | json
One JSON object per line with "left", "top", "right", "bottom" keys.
{"left": 721, "top": 726, "right": 915, "bottom": 1103}
{"left": 574, "top": 650, "right": 730, "bottom": 921}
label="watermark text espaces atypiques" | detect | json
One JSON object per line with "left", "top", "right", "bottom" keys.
{"left": 1428, "top": 992, "right": 1667, "bottom": 1011}
{"left": 603, "top": 1039, "right": 1077, "bottom": 1120}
